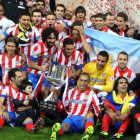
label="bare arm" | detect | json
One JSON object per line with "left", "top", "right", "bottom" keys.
{"left": 78, "top": 26, "right": 92, "bottom": 54}
{"left": 0, "top": 97, "right": 5, "bottom": 117}
{"left": 70, "top": 69, "right": 82, "bottom": 78}
{"left": 29, "top": 60, "right": 47, "bottom": 72}
{"left": 0, "top": 34, "right": 6, "bottom": 42}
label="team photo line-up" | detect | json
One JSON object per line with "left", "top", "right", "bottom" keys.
{"left": 0, "top": 0, "right": 140, "bottom": 140}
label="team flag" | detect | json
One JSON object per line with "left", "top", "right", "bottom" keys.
{"left": 85, "top": 28, "right": 140, "bottom": 73}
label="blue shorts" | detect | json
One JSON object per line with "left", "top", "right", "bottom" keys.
{"left": 28, "top": 73, "right": 50, "bottom": 89}
{"left": 109, "top": 121, "right": 122, "bottom": 133}
{"left": 6, "top": 111, "right": 15, "bottom": 123}
{"left": 62, "top": 115, "right": 85, "bottom": 133}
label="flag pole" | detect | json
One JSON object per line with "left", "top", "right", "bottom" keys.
{"left": 91, "top": 0, "right": 105, "bottom": 14}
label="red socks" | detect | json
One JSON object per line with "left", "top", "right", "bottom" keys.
{"left": 25, "top": 121, "right": 34, "bottom": 132}
{"left": 58, "top": 125, "right": 64, "bottom": 136}
{"left": 0, "top": 117, "right": 5, "bottom": 129}
{"left": 102, "top": 114, "right": 111, "bottom": 132}
{"left": 117, "top": 117, "right": 131, "bottom": 134}
{"left": 40, "top": 112, "right": 45, "bottom": 118}
{"left": 85, "top": 118, "right": 94, "bottom": 131}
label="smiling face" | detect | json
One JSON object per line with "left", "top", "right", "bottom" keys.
{"left": 46, "top": 33, "right": 56, "bottom": 47}
{"left": 19, "top": 15, "right": 30, "bottom": 29}
{"left": 63, "top": 44, "right": 74, "bottom": 57}
{"left": 71, "top": 26, "right": 80, "bottom": 40}
{"left": 95, "top": 17, "right": 104, "bottom": 30}
{"left": 64, "top": 6, "right": 74, "bottom": 20}
{"left": 117, "top": 54, "right": 128, "bottom": 71}
{"left": 105, "top": 15, "right": 115, "bottom": 28}
{"left": 55, "top": 6, "right": 65, "bottom": 19}
{"left": 32, "top": 12, "right": 42, "bottom": 26}
{"left": 77, "top": 74, "right": 89, "bottom": 92}
{"left": 96, "top": 55, "right": 108, "bottom": 70}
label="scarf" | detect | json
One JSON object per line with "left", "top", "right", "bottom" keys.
{"left": 112, "top": 91, "right": 135, "bottom": 114}
{"left": 17, "top": 23, "right": 32, "bottom": 44}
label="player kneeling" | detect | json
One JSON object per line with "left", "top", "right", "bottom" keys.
{"left": 50, "top": 72, "right": 100, "bottom": 140}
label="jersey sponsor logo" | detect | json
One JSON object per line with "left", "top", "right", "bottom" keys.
{"left": 90, "top": 77, "right": 105, "bottom": 83}
{"left": 70, "top": 99, "right": 86, "bottom": 104}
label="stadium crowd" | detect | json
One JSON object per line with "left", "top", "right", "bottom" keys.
{"left": 0, "top": 0, "right": 140, "bottom": 140}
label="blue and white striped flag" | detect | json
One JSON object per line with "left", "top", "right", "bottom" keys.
{"left": 85, "top": 28, "right": 140, "bottom": 73}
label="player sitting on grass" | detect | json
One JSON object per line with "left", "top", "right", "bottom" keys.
{"left": 12, "top": 79, "right": 44, "bottom": 133}
{"left": 50, "top": 72, "right": 100, "bottom": 140}
{"left": 99, "top": 77, "right": 138, "bottom": 140}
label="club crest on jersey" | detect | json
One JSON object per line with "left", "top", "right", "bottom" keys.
{"left": 102, "top": 73, "right": 106, "bottom": 77}
{"left": 19, "top": 1, "right": 23, "bottom": 5}
{"left": 16, "top": 61, "right": 20, "bottom": 65}
{"left": 32, "top": 51, "right": 36, "bottom": 56}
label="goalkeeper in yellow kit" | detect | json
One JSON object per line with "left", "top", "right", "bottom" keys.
{"left": 84, "top": 51, "right": 114, "bottom": 99}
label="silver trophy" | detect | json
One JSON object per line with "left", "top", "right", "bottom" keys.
{"left": 46, "top": 62, "right": 67, "bottom": 87}
{"left": 44, "top": 62, "right": 68, "bottom": 102}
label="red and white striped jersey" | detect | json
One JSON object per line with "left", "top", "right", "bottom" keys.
{"left": 3, "top": 24, "right": 40, "bottom": 61}
{"left": 52, "top": 48, "right": 83, "bottom": 73}
{"left": 60, "top": 34, "right": 92, "bottom": 63}
{"left": 0, "top": 53, "right": 23, "bottom": 86}
{"left": 0, "top": 84, "right": 19, "bottom": 112}
{"left": 34, "top": 20, "right": 46, "bottom": 34}
{"left": 64, "top": 88, "right": 100, "bottom": 117}
{"left": 28, "top": 41, "right": 56, "bottom": 74}
{"left": 14, "top": 92, "right": 28, "bottom": 101}
{"left": 114, "top": 66, "right": 136, "bottom": 83}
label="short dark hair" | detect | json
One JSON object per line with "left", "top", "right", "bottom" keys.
{"left": 104, "top": 12, "right": 114, "bottom": 20}
{"left": 5, "top": 37, "right": 20, "bottom": 54}
{"left": 8, "top": 68, "right": 20, "bottom": 81}
{"left": 36, "top": 0, "right": 45, "bottom": 7}
{"left": 55, "top": 4, "right": 65, "bottom": 13}
{"left": 97, "top": 51, "right": 109, "bottom": 61}
{"left": 32, "top": 9, "right": 42, "bottom": 17}
{"left": 95, "top": 13, "right": 105, "bottom": 21}
{"left": 19, "top": 11, "right": 30, "bottom": 19}
{"left": 117, "top": 12, "right": 128, "bottom": 22}
{"left": 79, "top": 72, "right": 90, "bottom": 82}
{"left": 19, "top": 80, "right": 32, "bottom": 91}
{"left": 46, "top": 11, "right": 57, "bottom": 20}
{"left": 63, "top": 37, "right": 74, "bottom": 48}
{"left": 71, "top": 20, "right": 83, "bottom": 32}
{"left": 114, "top": 77, "right": 129, "bottom": 94}
{"left": 90, "top": 15, "right": 96, "bottom": 20}
{"left": 118, "top": 51, "right": 128, "bottom": 60}
{"left": 75, "top": 6, "right": 86, "bottom": 16}
{"left": 42, "top": 27, "right": 58, "bottom": 42}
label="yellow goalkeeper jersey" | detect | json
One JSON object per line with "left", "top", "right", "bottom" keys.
{"left": 83, "top": 61, "right": 114, "bottom": 92}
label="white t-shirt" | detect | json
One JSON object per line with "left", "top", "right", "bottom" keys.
{"left": 0, "top": 17, "right": 15, "bottom": 49}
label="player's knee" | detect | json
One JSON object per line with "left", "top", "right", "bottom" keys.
{"left": 62, "top": 123, "right": 70, "bottom": 132}
{"left": 41, "top": 86, "right": 49, "bottom": 99}
{"left": 22, "top": 117, "right": 32, "bottom": 125}
{"left": 85, "top": 113, "right": 94, "bottom": 119}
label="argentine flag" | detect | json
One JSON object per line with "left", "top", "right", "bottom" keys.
{"left": 85, "top": 28, "right": 140, "bottom": 73}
